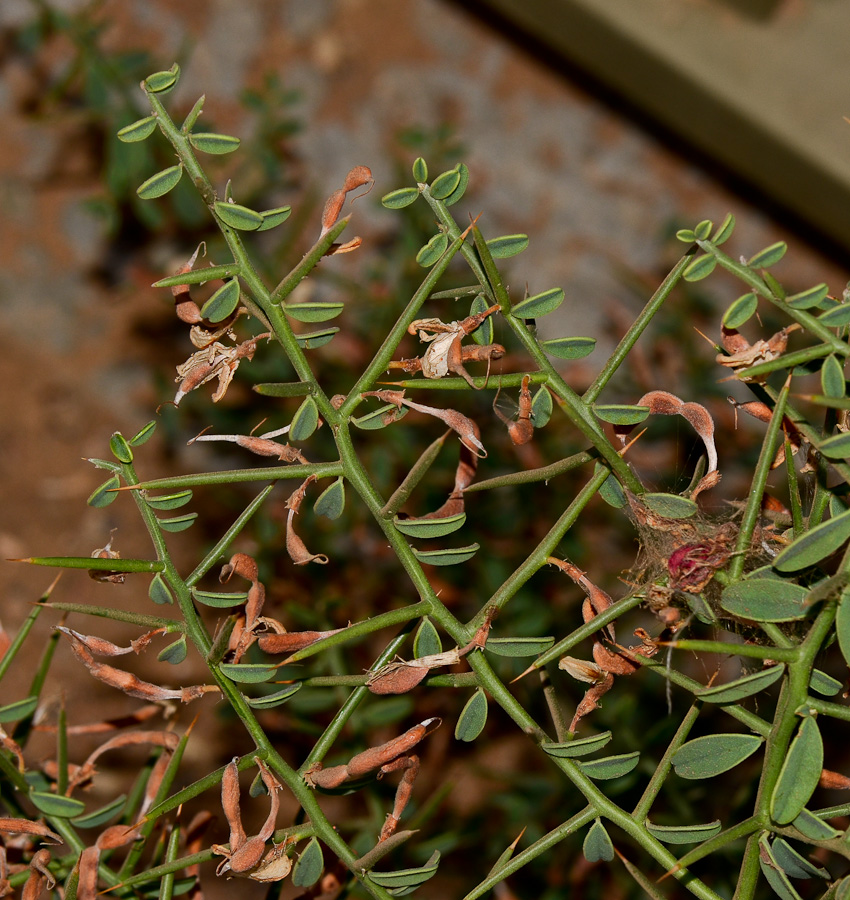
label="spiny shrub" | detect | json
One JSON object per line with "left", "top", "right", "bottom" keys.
{"left": 7, "top": 63, "right": 850, "bottom": 900}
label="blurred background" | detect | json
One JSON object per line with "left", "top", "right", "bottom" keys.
{"left": 2, "top": 1, "right": 850, "bottom": 896}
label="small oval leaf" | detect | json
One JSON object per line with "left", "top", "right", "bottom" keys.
{"left": 188, "top": 132, "right": 241, "bottom": 155}
{"left": 430, "top": 167, "right": 461, "bottom": 200}
{"left": 771, "top": 836, "right": 830, "bottom": 879}
{"left": 696, "top": 664, "right": 784, "bottom": 703}
{"left": 683, "top": 253, "right": 717, "bottom": 282}
{"left": 290, "top": 396, "right": 320, "bottom": 442}
{"left": 30, "top": 792, "right": 86, "bottom": 818}
{"left": 416, "top": 232, "right": 449, "bottom": 267}
{"left": 381, "top": 187, "right": 420, "bottom": 209}
{"left": 252, "top": 382, "right": 313, "bottom": 398}
{"left": 0, "top": 696, "right": 38, "bottom": 723}
{"left": 283, "top": 301, "right": 344, "bottom": 323}
{"left": 531, "top": 386, "right": 553, "bottom": 428}
{"left": 110, "top": 433, "right": 133, "bottom": 464}
{"left": 821, "top": 355, "right": 846, "bottom": 399}
{"left": 352, "top": 404, "right": 408, "bottom": 430}
{"left": 485, "top": 636, "right": 555, "bottom": 658}
{"left": 137, "top": 165, "right": 183, "bottom": 200}
{"left": 72, "top": 794, "right": 126, "bottom": 828}
{"left": 130, "top": 420, "right": 157, "bottom": 446}
{"left": 723, "top": 293, "right": 758, "bottom": 329}
{"left": 455, "top": 688, "right": 488, "bottom": 742}
{"left": 313, "top": 477, "right": 345, "bottom": 520}
{"left": 117, "top": 116, "right": 157, "bottom": 143}
{"left": 541, "top": 732, "right": 613, "bottom": 759}
{"left": 817, "top": 431, "right": 850, "bottom": 459}
{"left": 153, "top": 264, "right": 241, "bottom": 288}
{"left": 191, "top": 589, "right": 248, "bottom": 608}
{"left": 809, "top": 668, "right": 842, "bottom": 697}
{"left": 88, "top": 476, "right": 120, "bottom": 508}
{"left": 773, "top": 507, "right": 850, "bottom": 572}
{"left": 414, "top": 618, "right": 442, "bottom": 658}
{"left": 487, "top": 234, "right": 529, "bottom": 258}
{"left": 412, "top": 543, "right": 480, "bottom": 566}
{"left": 817, "top": 303, "right": 850, "bottom": 327}
{"left": 693, "top": 219, "right": 713, "bottom": 240}
{"left": 246, "top": 683, "right": 303, "bottom": 708}
{"left": 443, "top": 164, "right": 469, "bottom": 206}
{"left": 156, "top": 513, "right": 198, "bottom": 533}
{"left": 368, "top": 851, "right": 440, "bottom": 889}
{"left": 157, "top": 635, "right": 187, "bottom": 665}
{"left": 144, "top": 64, "right": 180, "bottom": 93}
{"left": 214, "top": 201, "right": 264, "bottom": 231}
{"left": 412, "top": 158, "right": 428, "bottom": 182}
{"left": 295, "top": 327, "right": 339, "bottom": 349}
{"left": 393, "top": 512, "right": 466, "bottom": 538}
{"left": 511, "top": 287, "right": 564, "bottom": 319}
{"left": 671, "top": 733, "right": 763, "bottom": 779}
{"left": 148, "top": 573, "right": 174, "bottom": 606}
{"left": 583, "top": 820, "right": 614, "bottom": 863}
{"left": 598, "top": 472, "right": 627, "bottom": 509}
{"left": 577, "top": 752, "right": 640, "bottom": 780}
{"left": 676, "top": 229, "right": 696, "bottom": 243}
{"left": 219, "top": 663, "right": 278, "bottom": 684}
{"left": 199, "top": 278, "right": 240, "bottom": 323}
{"left": 145, "top": 490, "right": 193, "bottom": 511}
{"left": 748, "top": 241, "right": 787, "bottom": 269}
{"left": 541, "top": 336, "right": 596, "bottom": 359}
{"left": 771, "top": 715, "right": 824, "bottom": 825}
{"left": 468, "top": 293, "right": 493, "bottom": 346}
{"left": 642, "top": 493, "right": 698, "bottom": 519}
{"left": 292, "top": 836, "right": 323, "bottom": 887}
{"left": 758, "top": 840, "right": 805, "bottom": 900}
{"left": 712, "top": 213, "right": 735, "bottom": 245}
{"left": 257, "top": 206, "right": 292, "bottom": 231}
{"left": 644, "top": 820, "right": 722, "bottom": 845}
{"left": 792, "top": 808, "right": 840, "bottom": 840}
{"left": 593, "top": 404, "right": 650, "bottom": 426}
{"left": 837, "top": 592, "right": 850, "bottom": 669}
{"left": 720, "top": 579, "right": 809, "bottom": 622}
{"left": 786, "top": 283, "right": 830, "bottom": 310}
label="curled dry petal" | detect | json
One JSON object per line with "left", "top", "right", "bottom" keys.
{"left": 321, "top": 165, "right": 373, "bottom": 236}
{"left": 284, "top": 476, "right": 328, "bottom": 565}
{"left": 637, "top": 390, "right": 718, "bottom": 481}
{"left": 258, "top": 627, "right": 347, "bottom": 654}
{"left": 220, "top": 553, "right": 259, "bottom": 584}
{"left": 0, "top": 819, "right": 61, "bottom": 844}
{"left": 70, "top": 730, "right": 179, "bottom": 793}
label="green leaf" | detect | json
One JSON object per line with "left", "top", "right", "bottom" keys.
{"left": 412, "top": 158, "right": 428, "bottom": 182}
{"left": 540, "top": 336, "right": 596, "bottom": 359}
{"left": 381, "top": 187, "right": 420, "bottom": 209}
{"left": 246, "top": 683, "right": 302, "bottom": 708}
{"left": 295, "top": 327, "right": 339, "bottom": 349}
{"left": 137, "top": 165, "right": 183, "bottom": 200}
{"left": 809, "top": 668, "right": 842, "bottom": 697}
{"left": 511, "top": 287, "right": 564, "bottom": 319}
{"left": 455, "top": 688, "right": 487, "bottom": 742}
{"left": 156, "top": 513, "right": 198, "bottom": 533}
{"left": 837, "top": 588, "right": 850, "bottom": 668}
{"left": 368, "top": 851, "right": 440, "bottom": 889}
{"left": 675, "top": 228, "right": 696, "bottom": 243}
{"left": 283, "top": 300, "right": 344, "bottom": 323}
{"left": 117, "top": 116, "right": 157, "bottom": 143}
{"left": 693, "top": 219, "right": 713, "bottom": 240}
{"left": 671, "top": 734, "right": 763, "bottom": 779}
{"left": 191, "top": 589, "right": 248, "bottom": 608}
{"left": 642, "top": 493, "right": 698, "bottom": 519}
{"left": 712, "top": 213, "right": 735, "bottom": 244}
{"left": 786, "top": 283, "right": 830, "bottom": 309}
{"left": 443, "top": 163, "right": 469, "bottom": 206}
{"left": 290, "top": 396, "right": 319, "bottom": 442}
{"left": 158, "top": 635, "right": 187, "bottom": 665}
{"left": 416, "top": 232, "right": 449, "bottom": 267}
{"left": 792, "top": 808, "right": 840, "bottom": 840}
{"left": 764, "top": 271, "right": 786, "bottom": 299}
{"left": 257, "top": 206, "right": 292, "bottom": 231}
{"left": 818, "top": 303, "right": 850, "bottom": 327}
{"left": 148, "top": 573, "right": 175, "bottom": 606}
{"left": 468, "top": 293, "right": 494, "bottom": 346}
{"left": 430, "top": 167, "right": 461, "bottom": 199}
{"left": 352, "top": 404, "right": 408, "bottom": 429}
{"left": 748, "top": 241, "right": 787, "bottom": 268}
{"left": 219, "top": 663, "right": 278, "bottom": 683}
{"left": 393, "top": 513, "right": 466, "bottom": 538}
{"left": 188, "top": 132, "right": 241, "bottom": 154}
{"left": 88, "top": 476, "right": 120, "bottom": 508}
{"left": 110, "top": 433, "right": 133, "bottom": 463}
{"left": 821, "top": 355, "right": 846, "bottom": 399}
{"left": 598, "top": 472, "right": 627, "bottom": 508}
{"left": 531, "top": 386, "right": 553, "bottom": 427}
{"left": 770, "top": 837, "right": 829, "bottom": 879}
{"left": 214, "top": 200, "right": 264, "bottom": 231}
{"left": 817, "top": 431, "right": 850, "bottom": 459}
{"left": 181, "top": 95, "right": 205, "bottom": 132}
{"left": 487, "top": 234, "right": 529, "bottom": 258}
{"left": 0, "top": 696, "right": 38, "bottom": 723}
{"left": 153, "top": 264, "right": 241, "bottom": 288}
{"left": 413, "top": 618, "right": 442, "bottom": 658}
{"left": 682, "top": 253, "right": 716, "bottom": 282}
{"left": 541, "top": 732, "right": 612, "bottom": 758}
{"left": 292, "top": 837, "right": 323, "bottom": 887}
{"left": 412, "top": 543, "right": 479, "bottom": 566}
{"left": 313, "top": 478, "right": 345, "bottom": 519}
{"left": 644, "top": 820, "right": 722, "bottom": 844}
{"left": 144, "top": 64, "right": 180, "bottom": 93}
{"left": 199, "top": 278, "right": 240, "bottom": 323}
{"left": 723, "top": 293, "right": 758, "bottom": 329}
{"left": 30, "top": 791, "right": 86, "bottom": 818}
{"left": 72, "top": 794, "right": 126, "bottom": 828}
{"left": 773, "top": 507, "right": 850, "bottom": 572}
{"left": 130, "top": 420, "right": 156, "bottom": 446}
{"left": 145, "top": 490, "right": 193, "bottom": 511}
{"left": 771, "top": 715, "right": 824, "bottom": 825}
{"left": 583, "top": 820, "right": 614, "bottom": 863}
{"left": 485, "top": 636, "right": 555, "bottom": 658}
{"left": 696, "top": 664, "right": 784, "bottom": 703}
{"left": 758, "top": 834, "right": 804, "bottom": 900}
{"left": 577, "top": 752, "right": 640, "bottom": 780}
{"left": 720, "top": 579, "right": 809, "bottom": 622}
{"left": 592, "top": 404, "right": 650, "bottom": 426}
{"left": 252, "top": 382, "right": 314, "bottom": 398}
